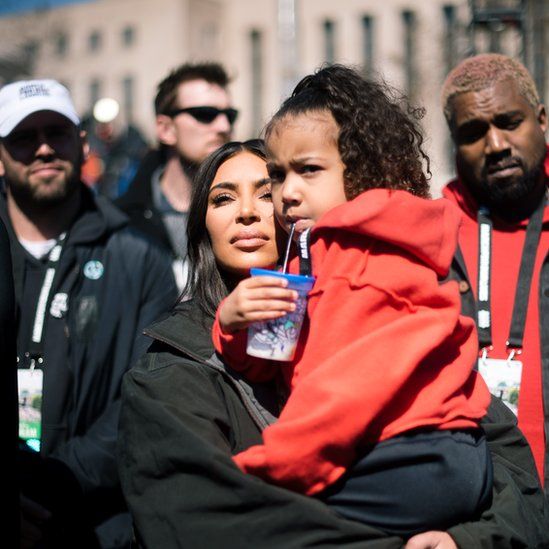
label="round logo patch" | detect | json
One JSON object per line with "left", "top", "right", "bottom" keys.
{"left": 83, "top": 260, "right": 104, "bottom": 280}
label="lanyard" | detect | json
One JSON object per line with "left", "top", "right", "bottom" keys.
{"left": 298, "top": 228, "right": 312, "bottom": 276}
{"left": 476, "top": 197, "right": 545, "bottom": 359}
{"left": 26, "top": 233, "right": 67, "bottom": 368}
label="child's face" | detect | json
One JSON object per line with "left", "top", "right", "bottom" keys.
{"left": 266, "top": 111, "right": 347, "bottom": 236}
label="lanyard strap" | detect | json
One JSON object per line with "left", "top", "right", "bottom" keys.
{"left": 298, "top": 228, "right": 312, "bottom": 276}
{"left": 27, "top": 233, "right": 67, "bottom": 366}
{"left": 476, "top": 197, "right": 545, "bottom": 354}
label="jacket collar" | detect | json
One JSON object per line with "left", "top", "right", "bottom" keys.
{"left": 143, "top": 299, "right": 215, "bottom": 364}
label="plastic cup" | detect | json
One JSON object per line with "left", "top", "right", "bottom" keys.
{"left": 246, "top": 268, "right": 315, "bottom": 361}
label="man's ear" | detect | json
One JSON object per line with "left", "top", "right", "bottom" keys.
{"left": 537, "top": 104, "right": 547, "bottom": 134}
{"left": 79, "top": 130, "right": 90, "bottom": 160}
{"left": 156, "top": 115, "right": 177, "bottom": 147}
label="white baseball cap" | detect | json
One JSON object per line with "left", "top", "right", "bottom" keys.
{"left": 0, "top": 79, "right": 80, "bottom": 138}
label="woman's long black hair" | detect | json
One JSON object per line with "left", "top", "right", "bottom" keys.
{"left": 183, "top": 139, "right": 267, "bottom": 317}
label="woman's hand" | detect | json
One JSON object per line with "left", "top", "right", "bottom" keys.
{"left": 405, "top": 531, "right": 458, "bottom": 549}
{"left": 219, "top": 275, "right": 297, "bottom": 333}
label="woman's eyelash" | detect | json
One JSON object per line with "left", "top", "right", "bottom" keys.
{"left": 210, "top": 193, "right": 233, "bottom": 206}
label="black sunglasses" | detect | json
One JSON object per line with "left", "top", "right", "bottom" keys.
{"left": 168, "top": 106, "right": 239, "bottom": 125}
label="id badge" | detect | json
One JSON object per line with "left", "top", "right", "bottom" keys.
{"left": 18, "top": 368, "right": 43, "bottom": 451}
{"left": 477, "top": 357, "right": 522, "bottom": 415}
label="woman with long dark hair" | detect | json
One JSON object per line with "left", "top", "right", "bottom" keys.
{"left": 118, "top": 126, "right": 548, "bottom": 548}
{"left": 117, "top": 139, "right": 399, "bottom": 547}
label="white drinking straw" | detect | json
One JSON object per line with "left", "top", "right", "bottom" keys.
{"left": 281, "top": 223, "right": 296, "bottom": 274}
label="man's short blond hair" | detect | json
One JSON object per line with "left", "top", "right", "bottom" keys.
{"left": 442, "top": 53, "right": 540, "bottom": 126}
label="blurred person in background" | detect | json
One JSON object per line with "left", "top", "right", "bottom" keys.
{"left": 116, "top": 62, "right": 237, "bottom": 292}
{"left": 0, "top": 78, "right": 177, "bottom": 548}
{"left": 81, "top": 97, "right": 148, "bottom": 199}
{"left": 442, "top": 53, "right": 549, "bottom": 498}
{"left": 0, "top": 217, "right": 19, "bottom": 548}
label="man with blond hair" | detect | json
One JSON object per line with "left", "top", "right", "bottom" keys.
{"left": 441, "top": 53, "right": 548, "bottom": 497}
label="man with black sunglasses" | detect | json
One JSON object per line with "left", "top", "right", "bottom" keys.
{"left": 117, "top": 62, "right": 237, "bottom": 292}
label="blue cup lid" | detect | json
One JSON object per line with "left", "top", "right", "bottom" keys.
{"left": 250, "top": 268, "right": 315, "bottom": 290}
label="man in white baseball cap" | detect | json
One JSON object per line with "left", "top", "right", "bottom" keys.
{"left": 0, "top": 79, "right": 177, "bottom": 548}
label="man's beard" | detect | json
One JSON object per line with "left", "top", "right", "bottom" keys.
{"left": 7, "top": 167, "right": 81, "bottom": 210}
{"left": 461, "top": 144, "right": 546, "bottom": 219}
{"left": 481, "top": 158, "right": 544, "bottom": 209}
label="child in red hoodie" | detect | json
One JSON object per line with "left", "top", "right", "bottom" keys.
{"left": 212, "top": 65, "right": 492, "bottom": 538}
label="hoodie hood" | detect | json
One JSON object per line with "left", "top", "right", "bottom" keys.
{"left": 313, "top": 189, "right": 461, "bottom": 277}
{"left": 65, "top": 185, "right": 128, "bottom": 246}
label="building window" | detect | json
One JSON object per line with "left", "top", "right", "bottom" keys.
{"left": 443, "top": 5, "right": 457, "bottom": 74}
{"left": 122, "top": 76, "right": 134, "bottom": 123}
{"left": 250, "top": 29, "right": 263, "bottom": 136}
{"left": 200, "top": 23, "right": 218, "bottom": 52}
{"left": 122, "top": 26, "right": 135, "bottom": 47}
{"left": 89, "top": 30, "right": 102, "bottom": 52}
{"left": 54, "top": 33, "right": 68, "bottom": 57}
{"left": 361, "top": 15, "right": 374, "bottom": 77}
{"left": 22, "top": 41, "right": 39, "bottom": 73}
{"left": 443, "top": 4, "right": 457, "bottom": 172}
{"left": 402, "top": 10, "right": 417, "bottom": 98}
{"left": 323, "top": 19, "right": 336, "bottom": 64}
{"left": 89, "top": 79, "right": 101, "bottom": 111}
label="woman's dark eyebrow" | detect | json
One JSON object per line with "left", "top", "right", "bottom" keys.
{"left": 209, "top": 182, "right": 237, "bottom": 193}
{"left": 209, "top": 178, "right": 269, "bottom": 194}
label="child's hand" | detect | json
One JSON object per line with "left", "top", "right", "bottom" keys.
{"left": 219, "top": 275, "right": 298, "bottom": 333}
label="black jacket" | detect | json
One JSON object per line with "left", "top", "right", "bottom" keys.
{"left": 0, "top": 218, "right": 19, "bottom": 547}
{"left": 119, "top": 300, "right": 549, "bottom": 549}
{"left": 451, "top": 244, "right": 549, "bottom": 497}
{"left": 2, "top": 187, "right": 178, "bottom": 548}
{"left": 115, "top": 149, "right": 174, "bottom": 255}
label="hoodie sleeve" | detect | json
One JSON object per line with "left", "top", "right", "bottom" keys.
{"left": 212, "top": 301, "right": 282, "bottom": 383}
{"left": 234, "top": 236, "right": 490, "bottom": 495}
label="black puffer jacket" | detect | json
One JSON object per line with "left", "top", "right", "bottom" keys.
{"left": 119, "top": 300, "right": 549, "bottom": 549}
{"left": 0, "top": 218, "right": 19, "bottom": 546}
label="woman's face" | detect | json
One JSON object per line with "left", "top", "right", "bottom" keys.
{"left": 206, "top": 151, "right": 278, "bottom": 279}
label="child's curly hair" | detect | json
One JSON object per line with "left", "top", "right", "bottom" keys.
{"left": 265, "top": 64, "right": 431, "bottom": 200}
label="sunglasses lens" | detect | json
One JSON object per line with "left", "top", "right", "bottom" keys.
{"left": 191, "top": 107, "right": 218, "bottom": 123}
{"left": 176, "top": 107, "right": 239, "bottom": 125}
{"left": 226, "top": 109, "right": 238, "bottom": 124}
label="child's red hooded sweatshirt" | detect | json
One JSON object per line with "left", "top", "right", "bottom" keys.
{"left": 213, "top": 189, "right": 491, "bottom": 496}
